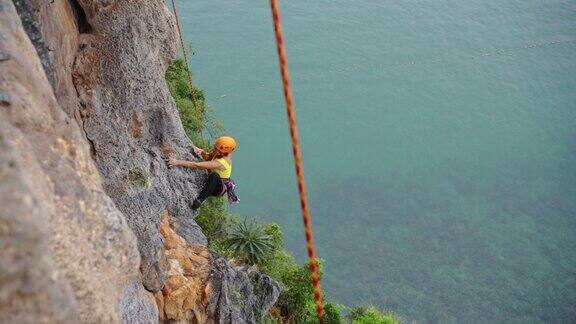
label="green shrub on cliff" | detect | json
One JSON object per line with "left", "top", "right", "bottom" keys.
{"left": 258, "top": 225, "right": 345, "bottom": 323}
{"left": 165, "top": 59, "right": 222, "bottom": 147}
{"left": 227, "top": 219, "right": 274, "bottom": 265}
{"left": 195, "top": 196, "right": 230, "bottom": 241}
{"left": 127, "top": 167, "right": 149, "bottom": 187}
{"left": 165, "top": 59, "right": 204, "bottom": 142}
{"left": 348, "top": 306, "right": 396, "bottom": 324}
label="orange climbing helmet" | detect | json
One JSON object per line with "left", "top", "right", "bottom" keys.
{"left": 214, "top": 136, "right": 236, "bottom": 154}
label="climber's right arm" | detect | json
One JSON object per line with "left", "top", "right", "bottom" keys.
{"left": 192, "top": 145, "right": 211, "bottom": 160}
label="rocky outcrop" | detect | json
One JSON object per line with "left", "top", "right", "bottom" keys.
{"left": 1, "top": 0, "right": 279, "bottom": 322}
{"left": 156, "top": 212, "right": 211, "bottom": 322}
{"left": 156, "top": 212, "right": 280, "bottom": 323}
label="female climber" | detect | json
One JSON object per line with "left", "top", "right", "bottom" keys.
{"left": 168, "top": 136, "right": 239, "bottom": 210}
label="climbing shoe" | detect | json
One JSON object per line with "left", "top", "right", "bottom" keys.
{"left": 192, "top": 199, "right": 202, "bottom": 210}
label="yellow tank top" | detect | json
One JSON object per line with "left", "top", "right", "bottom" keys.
{"left": 214, "top": 158, "right": 232, "bottom": 179}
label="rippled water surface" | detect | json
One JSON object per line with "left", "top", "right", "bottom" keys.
{"left": 174, "top": 1, "right": 576, "bottom": 322}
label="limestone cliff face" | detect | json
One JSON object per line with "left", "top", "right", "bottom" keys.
{"left": 0, "top": 0, "right": 278, "bottom": 322}
{"left": 0, "top": 1, "right": 155, "bottom": 322}
{"left": 157, "top": 212, "right": 279, "bottom": 323}
{"left": 71, "top": 0, "right": 205, "bottom": 293}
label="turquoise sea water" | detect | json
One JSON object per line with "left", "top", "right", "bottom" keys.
{"left": 174, "top": 1, "right": 576, "bottom": 322}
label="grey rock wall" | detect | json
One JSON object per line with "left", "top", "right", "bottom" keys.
{"left": 208, "top": 258, "right": 281, "bottom": 324}
{"left": 72, "top": 0, "right": 207, "bottom": 292}
{"left": 1, "top": 0, "right": 280, "bottom": 322}
{"left": 1, "top": 1, "right": 157, "bottom": 322}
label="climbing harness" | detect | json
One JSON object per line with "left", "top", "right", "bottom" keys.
{"left": 169, "top": 0, "right": 204, "bottom": 141}
{"left": 221, "top": 179, "right": 239, "bottom": 204}
{"left": 269, "top": 0, "right": 325, "bottom": 322}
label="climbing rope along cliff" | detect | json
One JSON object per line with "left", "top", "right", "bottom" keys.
{"left": 169, "top": 0, "right": 203, "bottom": 141}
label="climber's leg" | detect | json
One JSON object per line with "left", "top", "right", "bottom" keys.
{"left": 192, "top": 172, "right": 223, "bottom": 209}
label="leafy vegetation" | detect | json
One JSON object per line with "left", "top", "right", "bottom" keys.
{"left": 228, "top": 219, "right": 274, "bottom": 265}
{"left": 165, "top": 59, "right": 222, "bottom": 148}
{"left": 166, "top": 58, "right": 397, "bottom": 324}
{"left": 127, "top": 167, "right": 149, "bottom": 187}
{"left": 348, "top": 306, "right": 397, "bottom": 324}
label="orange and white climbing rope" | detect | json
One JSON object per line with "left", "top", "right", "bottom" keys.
{"left": 269, "top": 0, "right": 325, "bottom": 322}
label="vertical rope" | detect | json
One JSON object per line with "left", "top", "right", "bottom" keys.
{"left": 269, "top": 0, "right": 324, "bottom": 322}
{"left": 170, "top": 0, "right": 204, "bottom": 141}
